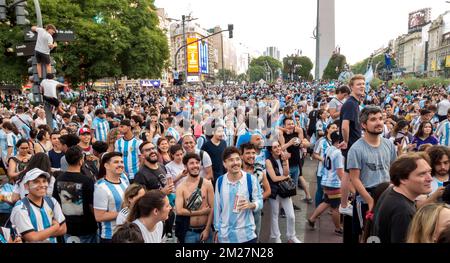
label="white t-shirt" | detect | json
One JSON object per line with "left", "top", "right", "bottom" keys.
{"left": 195, "top": 149, "right": 212, "bottom": 179}
{"left": 35, "top": 27, "right": 53, "bottom": 55}
{"left": 34, "top": 117, "right": 47, "bottom": 127}
{"left": 133, "top": 219, "right": 163, "bottom": 243}
{"left": 41, "top": 79, "right": 60, "bottom": 98}
{"left": 165, "top": 161, "right": 185, "bottom": 189}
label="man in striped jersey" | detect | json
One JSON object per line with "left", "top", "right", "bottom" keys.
{"left": 115, "top": 119, "right": 142, "bottom": 183}
{"left": 213, "top": 147, "right": 263, "bottom": 243}
{"left": 91, "top": 108, "right": 109, "bottom": 142}
{"left": 94, "top": 152, "right": 129, "bottom": 243}
{"left": 436, "top": 109, "right": 450, "bottom": 147}
{"left": 10, "top": 168, "right": 66, "bottom": 243}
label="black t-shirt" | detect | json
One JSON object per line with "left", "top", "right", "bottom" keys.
{"left": 373, "top": 187, "right": 416, "bottom": 243}
{"left": 134, "top": 164, "right": 167, "bottom": 190}
{"left": 339, "top": 96, "right": 361, "bottom": 154}
{"left": 48, "top": 149, "right": 65, "bottom": 169}
{"left": 52, "top": 171, "right": 97, "bottom": 236}
{"left": 283, "top": 132, "right": 301, "bottom": 167}
{"left": 201, "top": 139, "right": 227, "bottom": 181}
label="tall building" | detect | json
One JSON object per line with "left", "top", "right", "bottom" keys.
{"left": 209, "top": 26, "right": 238, "bottom": 73}
{"left": 156, "top": 8, "right": 172, "bottom": 86}
{"left": 315, "top": 0, "right": 335, "bottom": 79}
{"left": 170, "top": 21, "right": 216, "bottom": 83}
{"left": 427, "top": 11, "right": 450, "bottom": 77}
{"left": 263, "top": 46, "right": 281, "bottom": 61}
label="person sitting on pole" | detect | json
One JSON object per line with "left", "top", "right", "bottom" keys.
{"left": 31, "top": 24, "right": 57, "bottom": 80}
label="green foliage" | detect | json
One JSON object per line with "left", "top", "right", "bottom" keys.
{"left": 370, "top": 77, "right": 383, "bottom": 89}
{"left": 0, "top": 0, "right": 169, "bottom": 88}
{"left": 217, "top": 69, "right": 237, "bottom": 83}
{"left": 388, "top": 77, "right": 450, "bottom": 90}
{"left": 236, "top": 73, "right": 247, "bottom": 83}
{"left": 0, "top": 24, "right": 28, "bottom": 85}
{"left": 249, "top": 56, "right": 282, "bottom": 75}
{"left": 247, "top": 65, "right": 266, "bottom": 82}
{"left": 282, "top": 55, "right": 313, "bottom": 80}
{"left": 351, "top": 53, "right": 397, "bottom": 75}
{"left": 322, "top": 53, "right": 347, "bottom": 80}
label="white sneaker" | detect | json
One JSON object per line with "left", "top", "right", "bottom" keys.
{"left": 273, "top": 237, "right": 282, "bottom": 243}
{"left": 339, "top": 204, "right": 353, "bottom": 216}
{"left": 287, "top": 236, "right": 302, "bottom": 243}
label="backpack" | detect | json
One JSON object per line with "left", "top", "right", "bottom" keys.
{"left": 307, "top": 110, "right": 319, "bottom": 137}
{"left": 217, "top": 173, "right": 253, "bottom": 202}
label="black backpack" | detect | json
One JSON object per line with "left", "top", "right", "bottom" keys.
{"left": 307, "top": 110, "right": 319, "bottom": 137}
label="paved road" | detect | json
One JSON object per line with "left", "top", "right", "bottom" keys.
{"left": 259, "top": 158, "right": 343, "bottom": 243}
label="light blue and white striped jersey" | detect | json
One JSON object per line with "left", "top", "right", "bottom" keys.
{"left": 92, "top": 117, "right": 109, "bottom": 142}
{"left": 165, "top": 127, "right": 180, "bottom": 143}
{"left": 94, "top": 174, "right": 129, "bottom": 240}
{"left": 115, "top": 138, "right": 142, "bottom": 180}
{"left": 10, "top": 197, "right": 65, "bottom": 243}
{"left": 6, "top": 132, "right": 20, "bottom": 157}
{"left": 321, "top": 145, "right": 344, "bottom": 188}
{"left": 437, "top": 120, "right": 450, "bottom": 146}
{"left": 314, "top": 137, "right": 331, "bottom": 178}
{"left": 214, "top": 170, "right": 263, "bottom": 243}
{"left": 0, "top": 129, "right": 7, "bottom": 162}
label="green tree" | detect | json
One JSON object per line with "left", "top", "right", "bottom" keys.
{"left": 249, "top": 56, "right": 282, "bottom": 79}
{"left": 0, "top": 0, "right": 169, "bottom": 88}
{"left": 236, "top": 73, "right": 247, "bottom": 83}
{"left": 0, "top": 25, "right": 27, "bottom": 85}
{"left": 351, "top": 53, "right": 397, "bottom": 75}
{"left": 217, "top": 69, "right": 236, "bottom": 84}
{"left": 322, "top": 53, "right": 347, "bottom": 80}
{"left": 247, "top": 65, "right": 266, "bottom": 82}
{"left": 282, "top": 55, "right": 313, "bottom": 81}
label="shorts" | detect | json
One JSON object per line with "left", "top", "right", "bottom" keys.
{"left": 44, "top": 96, "right": 60, "bottom": 107}
{"left": 322, "top": 187, "right": 341, "bottom": 209}
{"left": 342, "top": 150, "right": 349, "bottom": 173}
{"left": 35, "top": 51, "right": 50, "bottom": 65}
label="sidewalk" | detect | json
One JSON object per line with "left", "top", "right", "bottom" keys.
{"left": 259, "top": 158, "right": 342, "bottom": 243}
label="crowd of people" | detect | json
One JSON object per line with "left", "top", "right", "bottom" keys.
{"left": 1, "top": 74, "right": 450, "bottom": 243}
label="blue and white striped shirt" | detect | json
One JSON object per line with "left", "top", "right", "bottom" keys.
{"left": 92, "top": 117, "right": 109, "bottom": 142}
{"left": 314, "top": 137, "right": 331, "bottom": 178}
{"left": 10, "top": 197, "right": 66, "bottom": 243}
{"left": 0, "top": 129, "right": 8, "bottom": 162}
{"left": 321, "top": 145, "right": 344, "bottom": 188}
{"left": 165, "top": 127, "right": 180, "bottom": 143}
{"left": 93, "top": 174, "right": 129, "bottom": 239}
{"left": 214, "top": 170, "right": 263, "bottom": 243}
{"left": 6, "top": 132, "right": 20, "bottom": 157}
{"left": 115, "top": 138, "right": 142, "bottom": 180}
{"left": 437, "top": 120, "right": 450, "bottom": 147}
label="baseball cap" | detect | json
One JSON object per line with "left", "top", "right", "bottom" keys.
{"left": 78, "top": 127, "right": 91, "bottom": 135}
{"left": 22, "top": 168, "right": 51, "bottom": 185}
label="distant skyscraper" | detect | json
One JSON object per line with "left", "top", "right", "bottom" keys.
{"left": 264, "top": 46, "right": 281, "bottom": 61}
{"left": 315, "top": 0, "right": 335, "bottom": 79}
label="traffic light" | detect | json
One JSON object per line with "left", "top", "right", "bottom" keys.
{"left": 14, "top": 0, "right": 29, "bottom": 25}
{"left": 27, "top": 56, "right": 38, "bottom": 84}
{"left": 228, "top": 24, "right": 233, "bottom": 38}
{"left": 0, "top": 0, "right": 7, "bottom": 21}
{"left": 28, "top": 56, "right": 42, "bottom": 103}
{"left": 50, "top": 57, "right": 56, "bottom": 74}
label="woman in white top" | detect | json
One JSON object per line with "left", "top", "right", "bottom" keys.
{"left": 116, "top": 184, "right": 146, "bottom": 226}
{"left": 127, "top": 190, "right": 171, "bottom": 243}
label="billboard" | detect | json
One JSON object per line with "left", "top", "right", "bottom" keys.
{"left": 408, "top": 8, "right": 431, "bottom": 33}
{"left": 187, "top": 38, "right": 199, "bottom": 73}
{"left": 199, "top": 41, "right": 209, "bottom": 74}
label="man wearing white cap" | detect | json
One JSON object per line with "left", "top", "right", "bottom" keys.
{"left": 10, "top": 168, "right": 66, "bottom": 243}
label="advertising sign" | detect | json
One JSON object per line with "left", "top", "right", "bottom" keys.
{"left": 446, "top": 56, "right": 450, "bottom": 68}
{"left": 187, "top": 38, "right": 199, "bottom": 73}
{"left": 199, "top": 41, "right": 209, "bottom": 74}
{"left": 408, "top": 8, "right": 431, "bottom": 33}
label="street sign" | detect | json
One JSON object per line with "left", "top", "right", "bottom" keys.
{"left": 24, "top": 28, "right": 75, "bottom": 42}
{"left": 16, "top": 42, "right": 36, "bottom": 57}
{"left": 54, "top": 29, "right": 75, "bottom": 42}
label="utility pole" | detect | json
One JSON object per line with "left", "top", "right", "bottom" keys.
{"left": 182, "top": 15, "right": 187, "bottom": 86}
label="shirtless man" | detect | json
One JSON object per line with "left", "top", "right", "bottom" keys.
{"left": 175, "top": 152, "right": 214, "bottom": 243}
